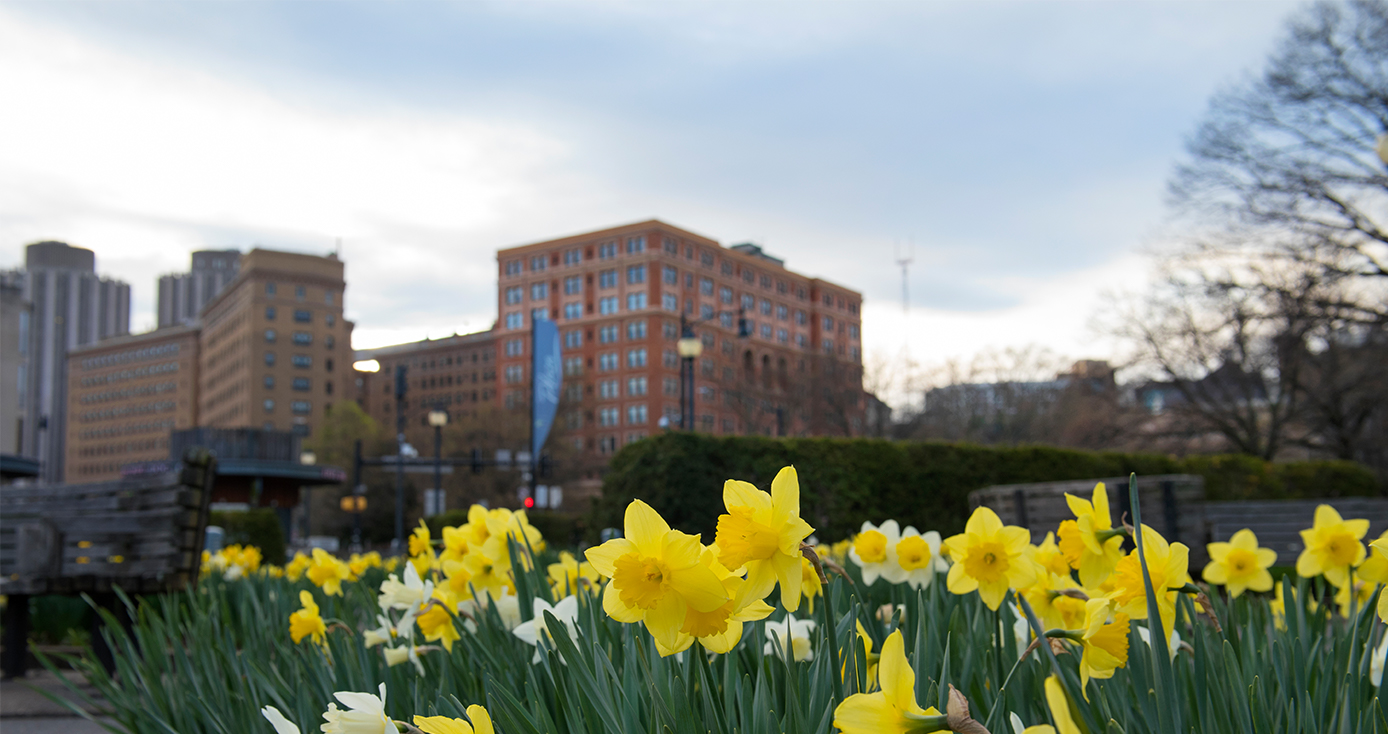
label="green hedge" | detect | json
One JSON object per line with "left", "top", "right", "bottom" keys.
{"left": 209, "top": 508, "right": 286, "bottom": 564}
{"left": 592, "top": 433, "right": 1382, "bottom": 542}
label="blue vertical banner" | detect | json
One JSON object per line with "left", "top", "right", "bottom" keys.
{"left": 531, "top": 318, "right": 562, "bottom": 458}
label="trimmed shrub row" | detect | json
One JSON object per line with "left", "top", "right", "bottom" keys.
{"left": 209, "top": 508, "right": 287, "bottom": 564}
{"left": 592, "top": 433, "right": 1381, "bottom": 542}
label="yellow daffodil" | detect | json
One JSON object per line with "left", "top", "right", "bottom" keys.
{"left": 409, "top": 520, "right": 437, "bottom": 575}
{"left": 844, "top": 620, "right": 880, "bottom": 689}
{"left": 849, "top": 520, "right": 899, "bottom": 586}
{"left": 307, "top": 548, "right": 352, "bottom": 596}
{"left": 1335, "top": 579, "right": 1375, "bottom": 618}
{"left": 460, "top": 546, "right": 513, "bottom": 601}
{"left": 548, "top": 550, "right": 603, "bottom": 596}
{"left": 1360, "top": 532, "right": 1388, "bottom": 585}
{"left": 289, "top": 590, "right": 327, "bottom": 647}
{"left": 944, "top": 506, "right": 1040, "bottom": 610}
{"left": 1076, "top": 598, "right": 1129, "bottom": 691}
{"left": 585, "top": 500, "right": 731, "bottom": 652}
{"left": 799, "top": 555, "right": 824, "bottom": 613}
{"left": 377, "top": 562, "right": 432, "bottom": 611}
{"left": 1057, "top": 483, "right": 1127, "bottom": 588}
{"left": 285, "top": 552, "right": 311, "bottom": 581}
{"left": 416, "top": 600, "right": 461, "bottom": 652}
{"left": 440, "top": 525, "right": 472, "bottom": 565}
{"left": 1030, "top": 532, "right": 1073, "bottom": 579}
{"left": 714, "top": 466, "right": 816, "bottom": 611}
{"left": 1019, "top": 572, "right": 1088, "bottom": 633}
{"left": 383, "top": 643, "right": 425, "bottom": 676}
{"left": 653, "top": 545, "right": 775, "bottom": 657}
{"left": 348, "top": 551, "right": 383, "bottom": 578}
{"left": 1019, "top": 675, "right": 1082, "bottom": 734}
{"left": 1203, "top": 529, "right": 1276, "bottom": 597}
{"left": 413, "top": 705, "right": 494, "bottom": 734}
{"left": 1296, "top": 505, "right": 1368, "bottom": 588}
{"left": 1270, "top": 582, "right": 1293, "bottom": 631}
{"left": 832, "top": 630, "right": 946, "bottom": 734}
{"left": 1108, "top": 525, "right": 1189, "bottom": 640}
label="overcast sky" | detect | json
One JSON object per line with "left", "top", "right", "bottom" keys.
{"left": 0, "top": 0, "right": 1301, "bottom": 399}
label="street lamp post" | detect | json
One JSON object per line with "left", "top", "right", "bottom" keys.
{"left": 677, "top": 315, "right": 703, "bottom": 430}
{"left": 299, "top": 450, "right": 316, "bottom": 545}
{"left": 428, "top": 408, "right": 449, "bottom": 517}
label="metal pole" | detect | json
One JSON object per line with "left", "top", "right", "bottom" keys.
{"left": 351, "top": 439, "right": 363, "bottom": 552}
{"left": 433, "top": 422, "right": 442, "bottom": 517}
{"left": 395, "top": 396, "right": 405, "bottom": 551}
{"left": 529, "top": 322, "right": 539, "bottom": 507}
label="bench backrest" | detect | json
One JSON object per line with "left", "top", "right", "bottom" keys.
{"left": 1205, "top": 498, "right": 1388, "bottom": 568}
{"left": 0, "top": 449, "right": 215, "bottom": 595}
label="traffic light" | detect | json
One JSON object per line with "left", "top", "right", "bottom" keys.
{"left": 538, "top": 454, "right": 552, "bottom": 478}
{"left": 394, "top": 365, "right": 409, "bottom": 399}
{"left": 523, "top": 496, "right": 535, "bottom": 509}
{"left": 470, "top": 448, "right": 483, "bottom": 474}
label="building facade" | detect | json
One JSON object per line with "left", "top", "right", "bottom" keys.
{"left": 157, "top": 249, "right": 241, "bottom": 328}
{"left": 197, "top": 249, "right": 352, "bottom": 439}
{"left": 493, "top": 220, "right": 866, "bottom": 457}
{"left": 16, "top": 241, "right": 131, "bottom": 482}
{"left": 0, "top": 271, "right": 30, "bottom": 456}
{"left": 64, "top": 325, "right": 200, "bottom": 481}
{"left": 353, "top": 330, "right": 498, "bottom": 432}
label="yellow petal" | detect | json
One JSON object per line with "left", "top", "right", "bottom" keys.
{"left": 770, "top": 466, "right": 800, "bottom": 523}
{"left": 724, "top": 480, "right": 772, "bottom": 513}
{"left": 466, "top": 706, "right": 494, "bottom": 734}
{"left": 1314, "top": 504, "right": 1344, "bottom": 527}
{"left": 584, "top": 538, "right": 636, "bottom": 577}
{"left": 1043, "top": 675, "right": 1082, "bottom": 734}
{"left": 774, "top": 551, "right": 804, "bottom": 612}
{"left": 603, "top": 580, "right": 644, "bottom": 623}
{"left": 876, "top": 630, "right": 922, "bottom": 714}
{"left": 644, "top": 593, "right": 688, "bottom": 651}
{"left": 625, "top": 501, "right": 672, "bottom": 557}
{"left": 413, "top": 716, "right": 474, "bottom": 734}
{"left": 1090, "top": 483, "right": 1111, "bottom": 528}
{"left": 967, "top": 506, "right": 1004, "bottom": 537}
{"left": 1064, "top": 493, "right": 1094, "bottom": 519}
{"left": 668, "top": 561, "right": 732, "bottom": 613}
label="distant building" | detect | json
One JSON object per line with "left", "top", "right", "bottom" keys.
{"left": 0, "top": 271, "right": 30, "bottom": 457}
{"left": 157, "top": 249, "right": 240, "bottom": 328}
{"left": 494, "top": 220, "right": 867, "bottom": 455}
{"left": 353, "top": 330, "right": 498, "bottom": 426}
{"left": 64, "top": 324, "right": 200, "bottom": 481}
{"left": 197, "top": 248, "right": 352, "bottom": 440}
{"left": 16, "top": 241, "right": 131, "bottom": 483}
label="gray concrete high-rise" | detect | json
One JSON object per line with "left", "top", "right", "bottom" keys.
{"left": 17, "top": 241, "right": 131, "bottom": 483}
{"left": 157, "top": 249, "right": 240, "bottom": 328}
{"left": 0, "top": 270, "right": 30, "bottom": 457}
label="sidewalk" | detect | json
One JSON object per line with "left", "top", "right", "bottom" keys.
{"left": 0, "top": 669, "right": 118, "bottom": 734}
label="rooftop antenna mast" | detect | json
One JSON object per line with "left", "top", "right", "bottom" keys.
{"left": 895, "top": 239, "right": 914, "bottom": 315}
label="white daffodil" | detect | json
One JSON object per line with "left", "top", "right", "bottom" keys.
{"left": 848, "top": 520, "right": 902, "bottom": 586}
{"left": 261, "top": 705, "right": 301, "bottom": 734}
{"left": 1136, "top": 623, "right": 1182, "bottom": 662}
{"left": 1371, "top": 632, "right": 1388, "bottom": 688}
{"left": 513, "top": 595, "right": 581, "bottom": 663}
{"left": 894, "top": 527, "right": 950, "bottom": 589}
{"left": 321, "top": 683, "right": 393, "bottom": 734}
{"left": 764, "top": 614, "right": 816, "bottom": 662}
{"left": 1009, "top": 602, "right": 1032, "bottom": 650}
{"left": 362, "top": 615, "right": 395, "bottom": 648}
{"left": 377, "top": 563, "right": 432, "bottom": 613}
{"left": 382, "top": 644, "right": 426, "bottom": 676}
{"left": 459, "top": 591, "right": 522, "bottom": 632}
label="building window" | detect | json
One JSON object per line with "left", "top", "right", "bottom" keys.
{"left": 505, "top": 312, "right": 523, "bottom": 329}
{"left": 530, "top": 255, "right": 547, "bottom": 272}
{"left": 663, "top": 377, "right": 678, "bottom": 395}
{"left": 505, "top": 260, "right": 522, "bottom": 276}
{"left": 325, "top": 380, "right": 334, "bottom": 395}
{"left": 741, "top": 294, "right": 755, "bottom": 310}
{"left": 564, "top": 276, "right": 582, "bottom": 295}
{"left": 325, "top": 291, "right": 334, "bottom": 305}
{"left": 563, "top": 356, "right": 584, "bottom": 375}
{"left": 662, "top": 293, "right": 678, "bottom": 312}
{"left": 718, "top": 312, "right": 733, "bottom": 329}
{"left": 627, "top": 265, "right": 646, "bottom": 285}
{"left": 531, "top": 282, "right": 548, "bottom": 300}
{"left": 293, "top": 331, "right": 312, "bottom": 346}
{"left": 599, "top": 380, "right": 619, "bottom": 399}
{"left": 599, "top": 269, "right": 617, "bottom": 289}
{"left": 796, "top": 334, "right": 807, "bottom": 348}
{"left": 626, "top": 320, "right": 647, "bottom": 340}
{"left": 505, "top": 365, "right": 524, "bottom": 383}
{"left": 564, "top": 248, "right": 581, "bottom": 266}
{"left": 265, "top": 306, "right": 276, "bottom": 320}
{"left": 293, "top": 377, "right": 311, "bottom": 391}
{"left": 293, "top": 355, "right": 312, "bottom": 368}
{"left": 563, "top": 302, "right": 582, "bottom": 319}
{"left": 700, "top": 304, "right": 714, "bottom": 319}
{"left": 626, "top": 376, "right": 648, "bottom": 397}
{"left": 325, "top": 335, "right": 335, "bottom": 349}
{"left": 795, "top": 310, "right": 806, "bottom": 325}
{"left": 265, "top": 352, "right": 276, "bottom": 366}
{"left": 598, "top": 242, "right": 616, "bottom": 259}
{"left": 598, "top": 407, "right": 619, "bottom": 426}
{"left": 295, "top": 285, "right": 307, "bottom": 300}
{"left": 663, "top": 349, "right": 678, "bottom": 368}
{"left": 264, "top": 329, "right": 276, "bottom": 343}
{"left": 564, "top": 330, "right": 583, "bottom": 349}
{"left": 291, "top": 400, "right": 311, "bottom": 414}
{"left": 627, "top": 403, "right": 648, "bottom": 424}
{"left": 505, "top": 286, "right": 523, "bottom": 304}
{"left": 599, "top": 324, "right": 618, "bottom": 343}
{"left": 823, "top": 316, "right": 834, "bottom": 331}
{"left": 663, "top": 236, "right": 678, "bottom": 254}
{"left": 663, "top": 266, "right": 677, "bottom": 285}
{"left": 599, "top": 297, "right": 619, "bottom": 314}
{"left": 761, "top": 323, "right": 773, "bottom": 339}
{"left": 720, "top": 286, "right": 733, "bottom": 304}
{"left": 506, "top": 339, "right": 524, "bottom": 357}
{"left": 777, "top": 328, "right": 788, "bottom": 343}
{"left": 849, "top": 324, "right": 859, "bottom": 339}
{"left": 626, "top": 236, "right": 645, "bottom": 254}
{"left": 599, "top": 352, "right": 619, "bottom": 371}
{"left": 294, "top": 309, "right": 311, "bottom": 323}
{"left": 264, "top": 375, "right": 275, "bottom": 388}
{"left": 263, "top": 399, "right": 275, "bottom": 412}
{"left": 627, "top": 348, "right": 647, "bottom": 368}
{"left": 760, "top": 299, "right": 772, "bottom": 315}
{"left": 266, "top": 282, "right": 277, "bottom": 296}
{"left": 777, "top": 304, "right": 788, "bottom": 321}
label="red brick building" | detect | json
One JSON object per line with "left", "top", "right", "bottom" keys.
{"left": 492, "top": 220, "right": 866, "bottom": 457}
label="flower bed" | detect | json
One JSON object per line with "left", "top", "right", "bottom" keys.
{"left": 56, "top": 470, "right": 1387, "bottom": 733}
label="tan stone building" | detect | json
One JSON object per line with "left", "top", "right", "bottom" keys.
{"left": 199, "top": 249, "right": 352, "bottom": 438}
{"left": 353, "top": 330, "right": 498, "bottom": 432}
{"left": 64, "top": 325, "right": 200, "bottom": 481}
{"left": 493, "top": 220, "right": 866, "bottom": 457}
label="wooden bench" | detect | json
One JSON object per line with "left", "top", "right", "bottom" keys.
{"left": 1204, "top": 498, "right": 1388, "bottom": 567}
{"left": 0, "top": 449, "right": 215, "bottom": 678}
